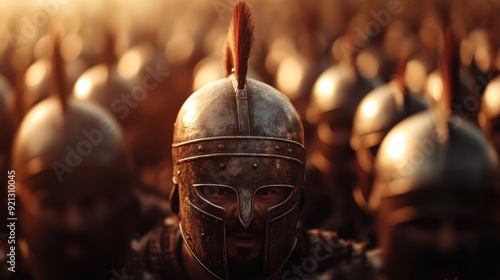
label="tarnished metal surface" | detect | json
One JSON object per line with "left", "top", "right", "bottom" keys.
{"left": 172, "top": 75, "right": 305, "bottom": 279}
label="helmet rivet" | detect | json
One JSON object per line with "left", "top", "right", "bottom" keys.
{"left": 219, "top": 163, "right": 226, "bottom": 169}
{"left": 218, "top": 144, "right": 225, "bottom": 150}
{"left": 275, "top": 145, "right": 280, "bottom": 150}
{"left": 251, "top": 163, "right": 258, "bottom": 169}
{"left": 287, "top": 148, "right": 293, "bottom": 154}
{"left": 177, "top": 170, "right": 181, "bottom": 175}
{"left": 198, "top": 145, "right": 204, "bottom": 152}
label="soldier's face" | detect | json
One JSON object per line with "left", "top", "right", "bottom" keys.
{"left": 191, "top": 157, "right": 301, "bottom": 277}
{"left": 19, "top": 170, "right": 134, "bottom": 274}
{"left": 381, "top": 190, "right": 498, "bottom": 280}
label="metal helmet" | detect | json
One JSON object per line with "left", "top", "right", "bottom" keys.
{"left": 478, "top": 75, "right": 500, "bottom": 156}
{"left": 369, "top": 22, "right": 500, "bottom": 278}
{"left": 350, "top": 80, "right": 429, "bottom": 208}
{"left": 369, "top": 110, "right": 500, "bottom": 279}
{"left": 171, "top": 2, "right": 305, "bottom": 279}
{"left": 306, "top": 61, "right": 380, "bottom": 175}
{"left": 12, "top": 31, "right": 136, "bottom": 280}
{"left": 24, "top": 56, "right": 86, "bottom": 112}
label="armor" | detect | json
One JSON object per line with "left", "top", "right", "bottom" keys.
{"left": 478, "top": 75, "right": 500, "bottom": 156}
{"left": 350, "top": 81, "right": 428, "bottom": 208}
{"left": 11, "top": 31, "right": 138, "bottom": 280}
{"left": 169, "top": 2, "right": 307, "bottom": 279}
{"left": 368, "top": 110, "right": 500, "bottom": 279}
{"left": 11, "top": 97, "right": 138, "bottom": 280}
{"left": 301, "top": 61, "right": 380, "bottom": 237}
{"left": 172, "top": 77, "right": 305, "bottom": 279}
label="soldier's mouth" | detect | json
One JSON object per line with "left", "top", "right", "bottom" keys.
{"left": 228, "top": 233, "right": 258, "bottom": 247}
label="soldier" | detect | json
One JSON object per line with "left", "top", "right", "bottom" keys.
{"left": 349, "top": 78, "right": 428, "bottom": 247}
{"left": 364, "top": 109, "right": 500, "bottom": 280}
{"left": 132, "top": 2, "right": 362, "bottom": 280}
{"left": 361, "top": 17, "right": 500, "bottom": 280}
{"left": 300, "top": 31, "right": 380, "bottom": 238}
{"left": 7, "top": 30, "right": 139, "bottom": 280}
{"left": 351, "top": 80, "right": 428, "bottom": 211}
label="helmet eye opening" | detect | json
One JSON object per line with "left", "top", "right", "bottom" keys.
{"left": 196, "top": 184, "right": 237, "bottom": 207}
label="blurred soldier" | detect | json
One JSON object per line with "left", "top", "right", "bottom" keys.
{"left": 349, "top": 78, "right": 428, "bottom": 244}
{"left": 300, "top": 28, "right": 381, "bottom": 238}
{"left": 72, "top": 27, "right": 172, "bottom": 235}
{"left": 6, "top": 30, "right": 139, "bottom": 280}
{"left": 479, "top": 75, "right": 500, "bottom": 157}
{"left": 352, "top": 22, "right": 500, "bottom": 280}
{"left": 364, "top": 109, "right": 500, "bottom": 280}
{"left": 351, "top": 79, "right": 428, "bottom": 209}
{"left": 132, "top": 2, "right": 362, "bottom": 280}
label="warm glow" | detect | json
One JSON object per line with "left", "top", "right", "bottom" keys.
{"left": 61, "top": 34, "right": 83, "bottom": 62}
{"left": 118, "top": 49, "right": 143, "bottom": 79}
{"left": 475, "top": 46, "right": 491, "bottom": 73}
{"left": 425, "top": 73, "right": 442, "bottom": 103}
{"left": 405, "top": 59, "right": 427, "bottom": 93}
{"left": 484, "top": 80, "right": 500, "bottom": 112}
{"left": 386, "top": 133, "right": 406, "bottom": 160}
{"left": 276, "top": 57, "right": 304, "bottom": 100}
{"left": 356, "top": 51, "right": 379, "bottom": 79}
{"left": 73, "top": 64, "right": 108, "bottom": 100}
{"left": 165, "top": 32, "right": 195, "bottom": 64}
{"left": 361, "top": 99, "right": 378, "bottom": 118}
{"left": 315, "top": 76, "right": 335, "bottom": 106}
{"left": 265, "top": 37, "right": 296, "bottom": 74}
{"left": 74, "top": 78, "right": 92, "bottom": 99}
{"left": 192, "top": 57, "right": 222, "bottom": 91}
{"left": 25, "top": 59, "right": 49, "bottom": 88}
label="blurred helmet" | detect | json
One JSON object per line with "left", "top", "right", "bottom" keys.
{"left": 369, "top": 111, "right": 500, "bottom": 279}
{"left": 350, "top": 81, "right": 428, "bottom": 206}
{"left": 478, "top": 75, "right": 500, "bottom": 156}
{"left": 171, "top": 2, "right": 305, "bottom": 279}
{"left": 12, "top": 96, "right": 136, "bottom": 279}
{"left": 24, "top": 58, "right": 86, "bottom": 112}
{"left": 306, "top": 62, "right": 380, "bottom": 175}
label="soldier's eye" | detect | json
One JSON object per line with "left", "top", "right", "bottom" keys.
{"left": 197, "top": 185, "right": 236, "bottom": 204}
{"left": 255, "top": 186, "right": 293, "bottom": 206}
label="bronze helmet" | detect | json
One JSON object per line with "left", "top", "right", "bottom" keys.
{"left": 170, "top": 2, "right": 305, "bottom": 279}
{"left": 369, "top": 26, "right": 500, "bottom": 279}
{"left": 478, "top": 75, "right": 500, "bottom": 157}
{"left": 11, "top": 30, "right": 136, "bottom": 280}
{"left": 306, "top": 60, "right": 380, "bottom": 177}
{"left": 369, "top": 110, "right": 500, "bottom": 279}
{"left": 350, "top": 80, "right": 428, "bottom": 208}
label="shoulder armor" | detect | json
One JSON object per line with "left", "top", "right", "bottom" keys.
{"left": 130, "top": 216, "right": 186, "bottom": 279}
{"left": 296, "top": 229, "right": 365, "bottom": 273}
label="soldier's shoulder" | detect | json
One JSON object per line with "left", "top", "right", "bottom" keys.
{"left": 333, "top": 248, "right": 384, "bottom": 280}
{"left": 129, "top": 216, "right": 186, "bottom": 280}
{"left": 293, "top": 229, "right": 361, "bottom": 272}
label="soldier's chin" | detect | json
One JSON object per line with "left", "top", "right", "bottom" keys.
{"left": 227, "top": 252, "right": 263, "bottom": 279}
